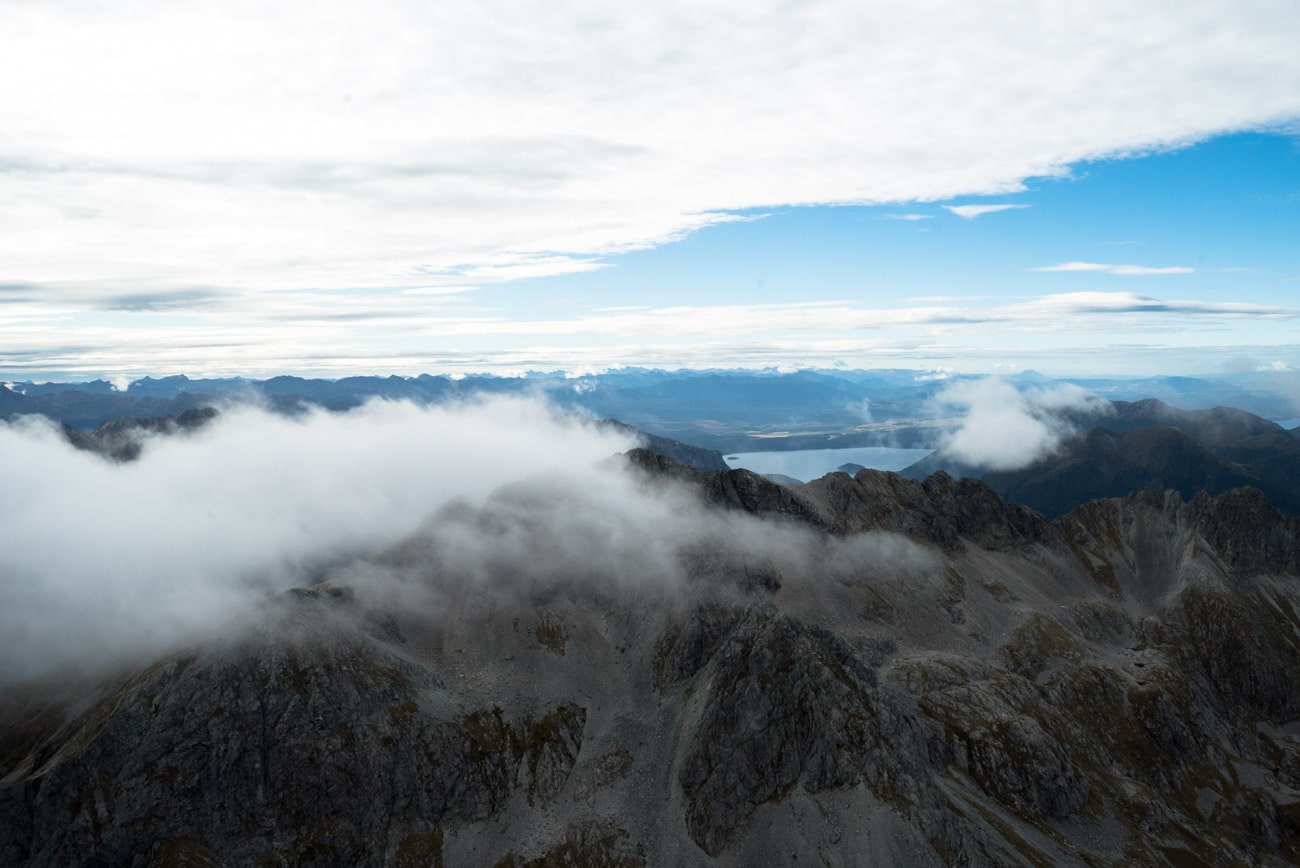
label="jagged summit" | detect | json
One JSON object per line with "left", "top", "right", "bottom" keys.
{"left": 61, "top": 407, "right": 219, "bottom": 462}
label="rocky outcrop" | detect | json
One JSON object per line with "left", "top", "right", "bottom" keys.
{"left": 1184, "top": 486, "right": 1300, "bottom": 575}
{"left": 797, "top": 468, "right": 1056, "bottom": 553}
{"left": 625, "top": 447, "right": 829, "bottom": 528}
{"left": 670, "top": 610, "right": 926, "bottom": 855}
{"left": 61, "top": 407, "right": 219, "bottom": 462}
{"left": 0, "top": 593, "right": 587, "bottom": 866}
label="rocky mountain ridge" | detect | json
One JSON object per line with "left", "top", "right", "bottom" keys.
{"left": 1, "top": 453, "right": 1298, "bottom": 865}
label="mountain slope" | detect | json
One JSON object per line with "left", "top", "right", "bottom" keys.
{"left": 905, "top": 399, "right": 1300, "bottom": 517}
{"left": 2, "top": 459, "right": 1298, "bottom": 866}
{"left": 980, "top": 426, "right": 1273, "bottom": 518}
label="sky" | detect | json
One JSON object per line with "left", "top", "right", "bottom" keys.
{"left": 3, "top": 0, "right": 1300, "bottom": 381}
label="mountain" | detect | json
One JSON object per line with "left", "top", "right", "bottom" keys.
{"left": 1063, "top": 374, "right": 1299, "bottom": 419}
{"left": 985, "top": 426, "right": 1284, "bottom": 517}
{"left": 60, "top": 407, "right": 220, "bottom": 462}
{"left": 4, "top": 389, "right": 212, "bottom": 430}
{"left": 1085, "top": 397, "right": 1291, "bottom": 443}
{"left": 2, "top": 457, "right": 1298, "bottom": 865}
{"left": 0, "top": 384, "right": 23, "bottom": 415}
{"left": 597, "top": 419, "right": 729, "bottom": 472}
{"left": 906, "top": 399, "right": 1300, "bottom": 518}
{"left": 8, "top": 371, "right": 1300, "bottom": 452}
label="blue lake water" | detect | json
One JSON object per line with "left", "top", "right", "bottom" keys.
{"left": 724, "top": 446, "right": 934, "bottom": 483}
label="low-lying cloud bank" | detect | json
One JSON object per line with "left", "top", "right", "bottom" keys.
{"left": 0, "top": 397, "right": 935, "bottom": 685}
{"left": 935, "top": 378, "right": 1109, "bottom": 471}
{"left": 0, "top": 398, "right": 635, "bottom": 683}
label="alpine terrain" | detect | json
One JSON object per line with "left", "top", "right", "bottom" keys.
{"left": 2, "top": 447, "right": 1298, "bottom": 866}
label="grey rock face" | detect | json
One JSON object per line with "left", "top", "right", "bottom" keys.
{"left": 795, "top": 467, "right": 1055, "bottom": 553}
{"left": 1184, "top": 486, "right": 1300, "bottom": 575}
{"left": 671, "top": 610, "right": 927, "bottom": 855}
{"left": 0, "top": 596, "right": 587, "bottom": 866}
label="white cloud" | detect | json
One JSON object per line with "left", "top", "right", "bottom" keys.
{"left": 1036, "top": 261, "right": 1195, "bottom": 275}
{"left": 1036, "top": 262, "right": 1115, "bottom": 272}
{"left": 1, "top": 3, "right": 1299, "bottom": 301}
{"left": 1011, "top": 291, "right": 1289, "bottom": 317}
{"left": 0, "top": 395, "right": 939, "bottom": 683}
{"left": 2, "top": 1, "right": 1300, "bottom": 374}
{"left": 390, "top": 292, "right": 1298, "bottom": 339}
{"left": 0, "top": 397, "right": 639, "bottom": 681}
{"left": 942, "top": 204, "right": 1028, "bottom": 219}
{"left": 935, "top": 378, "right": 1108, "bottom": 470}
{"left": 2, "top": 290, "right": 1296, "bottom": 379}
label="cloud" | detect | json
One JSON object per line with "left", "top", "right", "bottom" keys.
{"left": 366, "top": 463, "right": 935, "bottom": 608}
{"left": 396, "top": 292, "right": 1298, "bottom": 339}
{"left": 1035, "top": 261, "right": 1194, "bottom": 275}
{"left": 4, "top": 289, "right": 1297, "bottom": 379}
{"left": 1013, "top": 291, "right": 1291, "bottom": 317}
{"left": 935, "top": 378, "right": 1109, "bottom": 471}
{"left": 0, "top": 397, "right": 635, "bottom": 682}
{"left": 0, "top": 395, "right": 937, "bottom": 684}
{"left": 2, "top": 0, "right": 1300, "bottom": 375}
{"left": 884, "top": 213, "right": 932, "bottom": 221}
{"left": 941, "top": 204, "right": 1028, "bottom": 220}
{"left": 99, "top": 288, "right": 232, "bottom": 312}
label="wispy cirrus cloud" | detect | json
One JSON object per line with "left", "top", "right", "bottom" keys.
{"left": 1035, "top": 261, "right": 1195, "bottom": 275}
{"left": 1011, "top": 291, "right": 1292, "bottom": 317}
{"left": 4, "top": 289, "right": 1294, "bottom": 379}
{"left": 942, "top": 204, "right": 1029, "bottom": 220}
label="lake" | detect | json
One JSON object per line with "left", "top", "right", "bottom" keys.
{"left": 724, "top": 446, "right": 934, "bottom": 482}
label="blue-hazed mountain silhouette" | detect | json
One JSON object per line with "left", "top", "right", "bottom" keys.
{"left": 8, "top": 368, "right": 1297, "bottom": 451}
{"left": 903, "top": 398, "right": 1300, "bottom": 516}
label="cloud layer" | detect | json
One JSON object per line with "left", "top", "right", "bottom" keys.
{"left": 5, "top": 288, "right": 1298, "bottom": 379}
{"left": 0, "top": 397, "right": 636, "bottom": 682}
{"left": 0, "top": 396, "right": 935, "bottom": 684}
{"left": 1036, "top": 262, "right": 1195, "bottom": 276}
{"left": 3, "top": 1, "right": 1300, "bottom": 374}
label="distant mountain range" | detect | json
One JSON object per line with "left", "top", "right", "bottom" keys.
{"left": 5, "top": 368, "right": 1298, "bottom": 451}
{"left": 11, "top": 369, "right": 1299, "bottom": 519}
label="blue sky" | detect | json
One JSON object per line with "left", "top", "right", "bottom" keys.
{"left": 476, "top": 132, "right": 1300, "bottom": 376}
{"left": 2, "top": 2, "right": 1299, "bottom": 380}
